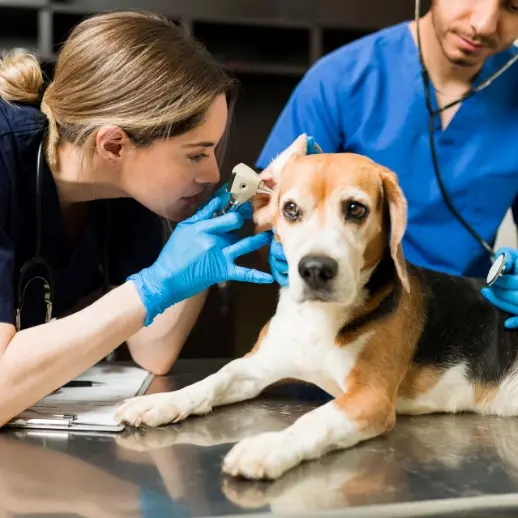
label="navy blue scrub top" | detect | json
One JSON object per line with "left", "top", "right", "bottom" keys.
{"left": 257, "top": 21, "right": 518, "bottom": 279}
{"left": 0, "top": 99, "right": 165, "bottom": 328}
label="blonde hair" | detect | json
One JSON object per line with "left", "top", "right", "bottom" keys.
{"left": 0, "top": 11, "right": 237, "bottom": 169}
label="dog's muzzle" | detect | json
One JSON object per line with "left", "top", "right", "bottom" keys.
{"left": 298, "top": 254, "right": 338, "bottom": 298}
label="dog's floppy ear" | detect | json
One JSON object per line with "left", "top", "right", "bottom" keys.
{"left": 380, "top": 168, "right": 410, "bottom": 292}
{"left": 253, "top": 134, "right": 309, "bottom": 230}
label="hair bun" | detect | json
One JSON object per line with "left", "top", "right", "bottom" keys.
{"left": 0, "top": 48, "right": 44, "bottom": 103}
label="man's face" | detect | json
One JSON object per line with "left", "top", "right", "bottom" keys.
{"left": 431, "top": 0, "right": 518, "bottom": 67}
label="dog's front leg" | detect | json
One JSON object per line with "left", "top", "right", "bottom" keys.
{"left": 115, "top": 344, "right": 290, "bottom": 428}
{"left": 222, "top": 385, "right": 395, "bottom": 480}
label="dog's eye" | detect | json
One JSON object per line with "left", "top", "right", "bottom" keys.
{"left": 283, "top": 201, "right": 301, "bottom": 221}
{"left": 344, "top": 201, "right": 368, "bottom": 221}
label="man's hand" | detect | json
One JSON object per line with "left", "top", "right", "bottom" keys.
{"left": 481, "top": 247, "right": 518, "bottom": 328}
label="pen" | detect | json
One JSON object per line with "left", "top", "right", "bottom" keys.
{"left": 62, "top": 380, "right": 103, "bottom": 388}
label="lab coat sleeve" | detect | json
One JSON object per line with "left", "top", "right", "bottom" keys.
{"left": 256, "top": 57, "right": 346, "bottom": 170}
{"left": 0, "top": 138, "right": 15, "bottom": 325}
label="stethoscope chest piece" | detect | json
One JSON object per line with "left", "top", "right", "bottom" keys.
{"left": 486, "top": 253, "right": 507, "bottom": 287}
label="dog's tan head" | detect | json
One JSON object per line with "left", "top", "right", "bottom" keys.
{"left": 254, "top": 134, "right": 409, "bottom": 305}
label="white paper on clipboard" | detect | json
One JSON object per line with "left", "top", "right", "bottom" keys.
{"left": 6, "top": 363, "right": 153, "bottom": 432}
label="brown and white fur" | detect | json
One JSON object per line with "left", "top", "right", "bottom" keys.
{"left": 116, "top": 134, "right": 518, "bottom": 480}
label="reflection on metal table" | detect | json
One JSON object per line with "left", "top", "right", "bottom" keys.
{"left": 4, "top": 359, "right": 518, "bottom": 518}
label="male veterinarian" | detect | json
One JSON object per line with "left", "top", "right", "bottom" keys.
{"left": 257, "top": 0, "right": 518, "bottom": 327}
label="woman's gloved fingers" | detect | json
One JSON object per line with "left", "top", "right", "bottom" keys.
{"left": 481, "top": 287, "right": 518, "bottom": 315}
{"left": 218, "top": 233, "right": 240, "bottom": 249}
{"left": 492, "top": 273, "right": 518, "bottom": 291}
{"left": 225, "top": 232, "right": 272, "bottom": 261}
{"left": 494, "top": 247, "right": 518, "bottom": 272}
{"left": 505, "top": 316, "right": 518, "bottom": 329}
{"left": 199, "top": 211, "right": 245, "bottom": 234}
{"left": 234, "top": 201, "right": 253, "bottom": 219}
{"left": 272, "top": 268, "right": 288, "bottom": 287}
{"left": 230, "top": 266, "right": 274, "bottom": 284}
{"left": 270, "top": 255, "right": 288, "bottom": 275}
{"left": 270, "top": 239, "right": 286, "bottom": 260}
{"left": 306, "top": 136, "right": 322, "bottom": 155}
{"left": 487, "top": 285, "right": 518, "bottom": 306}
{"left": 185, "top": 197, "right": 222, "bottom": 223}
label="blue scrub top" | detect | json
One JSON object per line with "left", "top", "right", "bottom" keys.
{"left": 0, "top": 99, "right": 164, "bottom": 327}
{"left": 257, "top": 21, "right": 518, "bottom": 278}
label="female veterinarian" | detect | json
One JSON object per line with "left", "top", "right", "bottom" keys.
{"left": 0, "top": 10, "right": 274, "bottom": 426}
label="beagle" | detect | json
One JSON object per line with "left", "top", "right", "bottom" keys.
{"left": 115, "top": 134, "right": 518, "bottom": 480}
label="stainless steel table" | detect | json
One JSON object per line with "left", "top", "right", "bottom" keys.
{"left": 4, "top": 359, "right": 518, "bottom": 518}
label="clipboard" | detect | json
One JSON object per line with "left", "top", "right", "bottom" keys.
{"left": 6, "top": 363, "right": 153, "bottom": 432}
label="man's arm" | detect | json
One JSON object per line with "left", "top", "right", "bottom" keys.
{"left": 125, "top": 291, "right": 208, "bottom": 375}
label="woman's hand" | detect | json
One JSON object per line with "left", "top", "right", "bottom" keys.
{"left": 269, "top": 237, "right": 289, "bottom": 287}
{"left": 481, "top": 247, "right": 518, "bottom": 329}
{"left": 129, "top": 196, "right": 273, "bottom": 326}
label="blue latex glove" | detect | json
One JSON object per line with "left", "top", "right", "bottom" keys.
{"left": 268, "top": 136, "right": 322, "bottom": 287}
{"left": 481, "top": 247, "right": 518, "bottom": 329}
{"left": 269, "top": 234, "right": 289, "bottom": 287}
{"left": 211, "top": 182, "right": 253, "bottom": 219}
{"left": 129, "top": 196, "right": 273, "bottom": 326}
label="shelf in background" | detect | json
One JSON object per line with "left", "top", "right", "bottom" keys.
{"left": 1, "top": 0, "right": 418, "bottom": 79}
{"left": 0, "top": 6, "right": 39, "bottom": 54}
{"left": 323, "top": 27, "right": 371, "bottom": 55}
{"left": 224, "top": 61, "right": 306, "bottom": 77}
{"left": 315, "top": 0, "right": 414, "bottom": 30}
{"left": 0, "top": 0, "right": 46, "bottom": 6}
{"left": 193, "top": 21, "right": 311, "bottom": 70}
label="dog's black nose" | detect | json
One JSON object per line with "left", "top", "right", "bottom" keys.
{"left": 298, "top": 255, "right": 338, "bottom": 290}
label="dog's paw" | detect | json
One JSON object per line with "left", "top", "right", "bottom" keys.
{"left": 115, "top": 392, "right": 192, "bottom": 428}
{"left": 221, "top": 476, "right": 270, "bottom": 509}
{"left": 115, "top": 428, "right": 180, "bottom": 451}
{"left": 222, "top": 431, "right": 301, "bottom": 480}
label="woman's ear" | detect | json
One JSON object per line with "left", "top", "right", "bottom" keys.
{"left": 96, "top": 125, "right": 131, "bottom": 163}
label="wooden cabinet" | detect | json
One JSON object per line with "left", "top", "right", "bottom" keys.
{"left": 315, "top": 0, "right": 415, "bottom": 29}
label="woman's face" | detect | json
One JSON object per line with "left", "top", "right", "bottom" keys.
{"left": 118, "top": 94, "right": 229, "bottom": 221}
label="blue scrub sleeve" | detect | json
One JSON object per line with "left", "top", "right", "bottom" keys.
{"left": 0, "top": 143, "right": 15, "bottom": 325}
{"left": 256, "top": 59, "right": 344, "bottom": 170}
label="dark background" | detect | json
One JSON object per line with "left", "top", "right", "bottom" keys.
{"left": 0, "top": 0, "right": 421, "bottom": 359}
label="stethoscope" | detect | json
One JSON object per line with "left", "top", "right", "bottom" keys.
{"left": 15, "top": 140, "right": 110, "bottom": 332}
{"left": 414, "top": 0, "right": 518, "bottom": 286}
{"left": 15, "top": 141, "right": 54, "bottom": 331}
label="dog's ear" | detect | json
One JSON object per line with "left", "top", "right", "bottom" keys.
{"left": 380, "top": 168, "right": 410, "bottom": 292}
{"left": 252, "top": 134, "right": 309, "bottom": 230}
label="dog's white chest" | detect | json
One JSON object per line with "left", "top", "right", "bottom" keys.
{"left": 257, "top": 293, "right": 372, "bottom": 397}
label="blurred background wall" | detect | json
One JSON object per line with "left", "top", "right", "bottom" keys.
{"left": 2, "top": 0, "right": 513, "bottom": 360}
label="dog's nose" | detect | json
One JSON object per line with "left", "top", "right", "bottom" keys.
{"left": 298, "top": 255, "right": 338, "bottom": 289}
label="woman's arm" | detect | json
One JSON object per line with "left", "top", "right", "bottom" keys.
{"left": 0, "top": 281, "right": 146, "bottom": 427}
{"left": 125, "top": 290, "right": 208, "bottom": 375}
